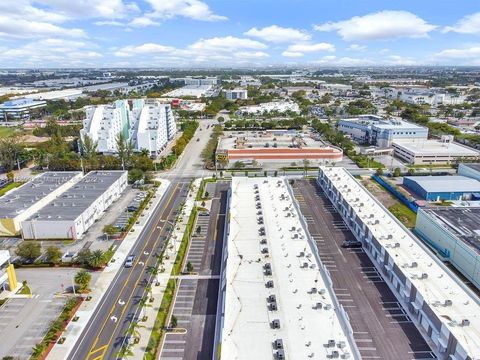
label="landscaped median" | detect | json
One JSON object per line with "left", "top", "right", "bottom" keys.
{"left": 126, "top": 178, "right": 201, "bottom": 360}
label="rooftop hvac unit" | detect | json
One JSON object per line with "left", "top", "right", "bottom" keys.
{"left": 341, "top": 353, "right": 351, "bottom": 359}
{"left": 266, "top": 280, "right": 274, "bottom": 288}
{"left": 324, "top": 304, "right": 332, "bottom": 310}
{"left": 394, "top": 243, "right": 400, "bottom": 248}
{"left": 261, "top": 248, "right": 269, "bottom": 254}
{"left": 319, "top": 289, "right": 326, "bottom": 295}
{"left": 315, "top": 302, "right": 323, "bottom": 310}
{"left": 444, "top": 300, "right": 452, "bottom": 307}
{"left": 269, "top": 301, "right": 278, "bottom": 311}
{"left": 331, "top": 350, "right": 340, "bottom": 358}
{"left": 268, "top": 295, "right": 276, "bottom": 303}
{"left": 420, "top": 273, "right": 428, "bottom": 279}
{"left": 327, "top": 339, "right": 336, "bottom": 347}
{"left": 274, "top": 339, "right": 284, "bottom": 349}
{"left": 337, "top": 341, "right": 346, "bottom": 349}
{"left": 411, "top": 262, "right": 418, "bottom": 268}
{"left": 461, "top": 319, "right": 470, "bottom": 327}
{"left": 387, "top": 234, "right": 393, "bottom": 239}
{"left": 271, "top": 319, "right": 281, "bottom": 329}
{"left": 276, "top": 350, "right": 285, "bottom": 360}
{"left": 302, "top": 262, "right": 309, "bottom": 268}
{"left": 310, "top": 287, "right": 317, "bottom": 294}
{"left": 298, "top": 251, "right": 305, "bottom": 257}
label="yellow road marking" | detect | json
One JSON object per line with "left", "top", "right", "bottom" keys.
{"left": 86, "top": 183, "right": 182, "bottom": 358}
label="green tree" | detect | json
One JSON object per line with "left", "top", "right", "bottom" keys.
{"left": 88, "top": 250, "right": 107, "bottom": 269}
{"left": 74, "top": 269, "right": 91, "bottom": 292}
{"left": 186, "top": 262, "right": 194, "bottom": 273}
{"left": 74, "top": 248, "right": 92, "bottom": 267}
{"left": 16, "top": 242, "right": 41, "bottom": 261}
{"left": 103, "top": 224, "right": 118, "bottom": 237}
{"left": 170, "top": 315, "right": 177, "bottom": 328}
{"left": 393, "top": 167, "right": 402, "bottom": 177}
{"left": 45, "top": 246, "right": 63, "bottom": 264}
{"left": 0, "top": 136, "right": 23, "bottom": 171}
{"left": 6, "top": 171, "right": 14, "bottom": 182}
{"left": 128, "top": 168, "right": 144, "bottom": 183}
{"left": 376, "top": 168, "right": 384, "bottom": 176}
{"left": 116, "top": 133, "right": 134, "bottom": 169}
{"left": 80, "top": 134, "right": 98, "bottom": 159}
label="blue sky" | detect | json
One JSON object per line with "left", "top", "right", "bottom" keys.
{"left": 1, "top": 0, "right": 480, "bottom": 68}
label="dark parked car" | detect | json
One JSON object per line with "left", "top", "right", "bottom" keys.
{"left": 341, "top": 240, "right": 362, "bottom": 248}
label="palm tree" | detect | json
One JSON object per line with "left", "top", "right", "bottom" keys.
{"left": 87, "top": 250, "right": 106, "bottom": 269}
{"left": 74, "top": 269, "right": 91, "bottom": 292}
{"left": 80, "top": 134, "right": 98, "bottom": 160}
{"left": 149, "top": 266, "right": 160, "bottom": 285}
{"left": 138, "top": 296, "right": 152, "bottom": 319}
{"left": 116, "top": 133, "right": 134, "bottom": 170}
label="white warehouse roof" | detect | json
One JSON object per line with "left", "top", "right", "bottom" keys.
{"left": 221, "top": 177, "right": 355, "bottom": 360}
{"left": 404, "top": 176, "right": 480, "bottom": 194}
{"left": 319, "top": 167, "right": 480, "bottom": 357}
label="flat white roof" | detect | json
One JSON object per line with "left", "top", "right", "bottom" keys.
{"left": 222, "top": 177, "right": 353, "bottom": 360}
{"left": 393, "top": 139, "right": 480, "bottom": 156}
{"left": 320, "top": 167, "right": 480, "bottom": 357}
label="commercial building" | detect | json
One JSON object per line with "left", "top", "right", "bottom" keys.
{"left": 0, "top": 98, "right": 46, "bottom": 121}
{"left": 318, "top": 166, "right": 480, "bottom": 359}
{"left": 175, "top": 76, "right": 218, "bottom": 86}
{"left": 163, "top": 85, "right": 216, "bottom": 98}
{"left": 392, "top": 137, "right": 480, "bottom": 165}
{"left": 21, "top": 171, "right": 127, "bottom": 240}
{"left": 0, "top": 172, "right": 82, "bottom": 236}
{"left": 216, "top": 130, "right": 343, "bottom": 165}
{"left": 458, "top": 163, "right": 480, "bottom": 181}
{"left": 338, "top": 115, "right": 428, "bottom": 148}
{"left": 239, "top": 101, "right": 300, "bottom": 115}
{"left": 416, "top": 207, "right": 480, "bottom": 291}
{"left": 80, "top": 99, "right": 176, "bottom": 157}
{"left": 0, "top": 250, "right": 17, "bottom": 292}
{"left": 216, "top": 177, "right": 356, "bottom": 359}
{"left": 378, "top": 87, "right": 466, "bottom": 106}
{"left": 403, "top": 176, "right": 480, "bottom": 201}
{"left": 224, "top": 89, "right": 248, "bottom": 100}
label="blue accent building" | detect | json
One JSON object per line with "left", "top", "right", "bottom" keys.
{"left": 0, "top": 98, "right": 46, "bottom": 121}
{"left": 403, "top": 175, "right": 480, "bottom": 201}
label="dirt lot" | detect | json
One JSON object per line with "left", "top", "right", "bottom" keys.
{"left": 361, "top": 176, "right": 397, "bottom": 207}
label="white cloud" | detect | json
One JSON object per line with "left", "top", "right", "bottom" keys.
{"left": 188, "top": 36, "right": 267, "bottom": 52}
{"left": 128, "top": 17, "right": 160, "bottom": 27}
{"left": 347, "top": 44, "right": 367, "bottom": 51}
{"left": 94, "top": 21, "right": 124, "bottom": 26}
{"left": 0, "top": 15, "right": 86, "bottom": 38}
{"left": 282, "top": 42, "right": 334, "bottom": 57}
{"left": 244, "top": 25, "right": 311, "bottom": 43}
{"left": 143, "top": 0, "right": 227, "bottom": 22}
{"left": 282, "top": 51, "right": 304, "bottom": 58}
{"left": 114, "top": 43, "right": 176, "bottom": 57}
{"left": 113, "top": 36, "right": 269, "bottom": 65}
{"left": 314, "top": 10, "right": 436, "bottom": 41}
{"left": 435, "top": 46, "right": 480, "bottom": 59}
{"left": 0, "top": 38, "right": 102, "bottom": 67}
{"left": 385, "top": 55, "right": 416, "bottom": 65}
{"left": 444, "top": 12, "right": 480, "bottom": 34}
{"left": 36, "top": 0, "right": 139, "bottom": 19}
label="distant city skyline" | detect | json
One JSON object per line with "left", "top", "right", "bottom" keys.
{"left": 1, "top": 0, "right": 480, "bottom": 68}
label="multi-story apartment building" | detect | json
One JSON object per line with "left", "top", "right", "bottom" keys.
{"left": 80, "top": 99, "right": 176, "bottom": 157}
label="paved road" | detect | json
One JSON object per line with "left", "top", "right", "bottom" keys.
{"left": 160, "top": 181, "right": 229, "bottom": 360}
{"left": 293, "top": 179, "right": 435, "bottom": 360}
{"left": 68, "top": 179, "right": 191, "bottom": 360}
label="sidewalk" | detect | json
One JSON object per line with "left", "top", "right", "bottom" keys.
{"left": 129, "top": 178, "right": 202, "bottom": 358}
{"left": 47, "top": 179, "right": 171, "bottom": 360}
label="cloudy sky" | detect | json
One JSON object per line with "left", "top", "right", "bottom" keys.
{"left": 1, "top": 0, "right": 480, "bottom": 68}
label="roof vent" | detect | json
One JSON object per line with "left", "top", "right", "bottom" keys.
{"left": 461, "top": 319, "right": 470, "bottom": 327}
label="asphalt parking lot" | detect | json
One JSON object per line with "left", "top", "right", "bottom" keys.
{"left": 293, "top": 179, "right": 435, "bottom": 360}
{"left": 160, "top": 181, "right": 228, "bottom": 360}
{"left": 0, "top": 268, "right": 99, "bottom": 359}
